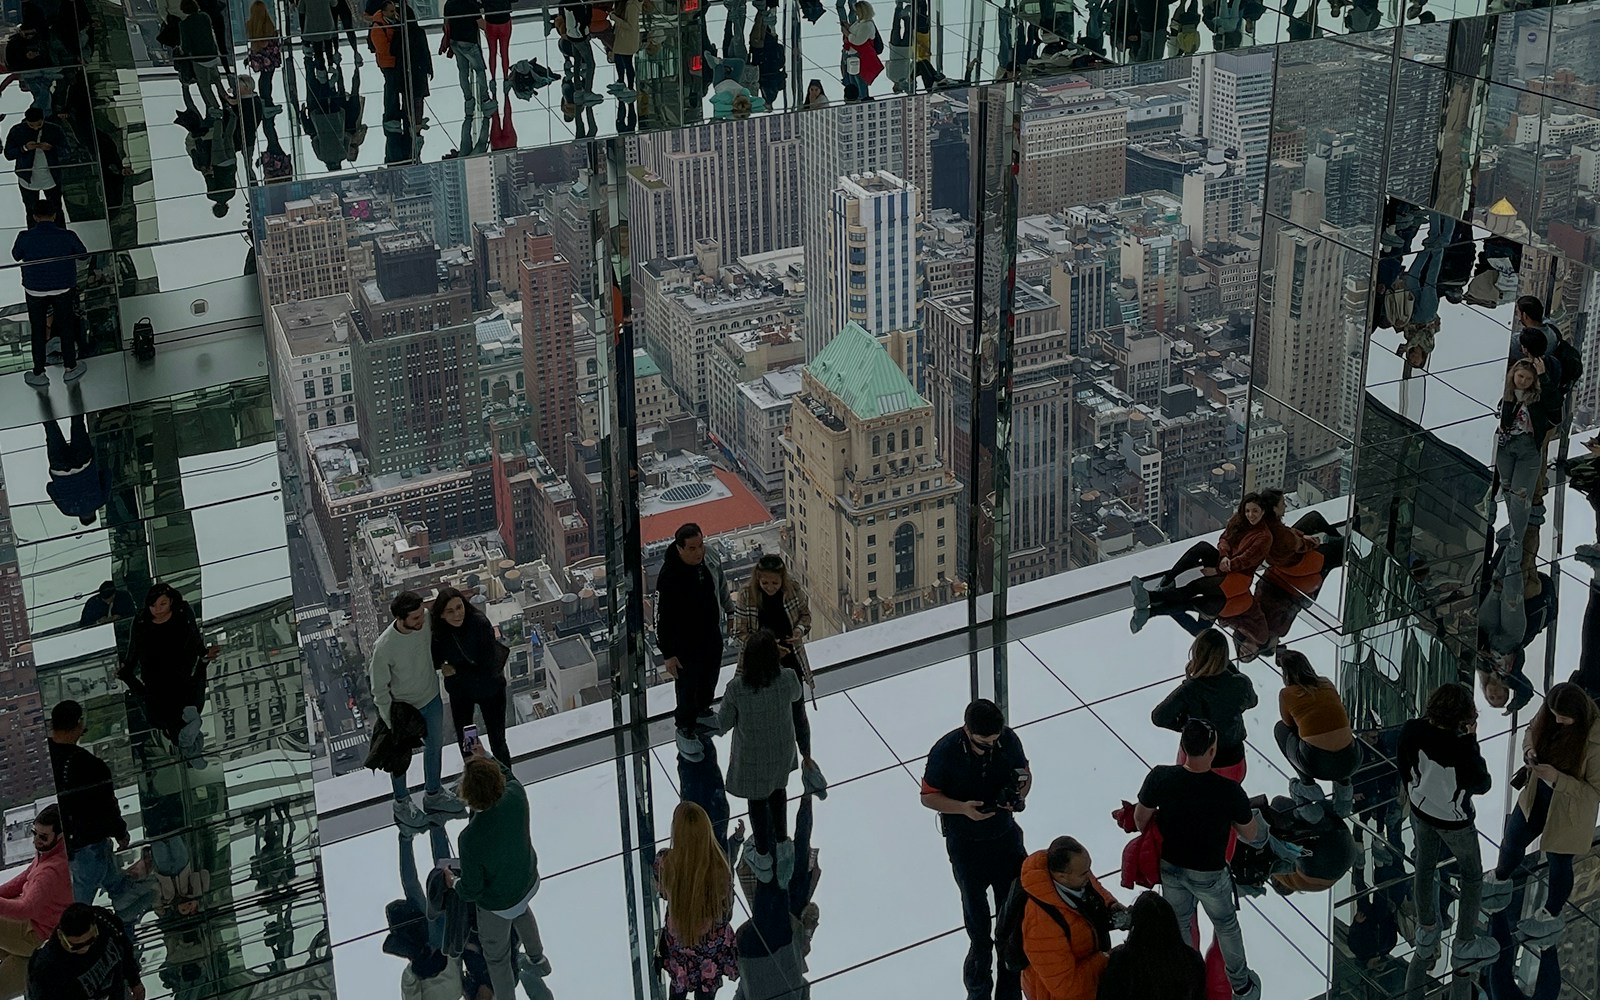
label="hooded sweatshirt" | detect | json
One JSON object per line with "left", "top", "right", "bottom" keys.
{"left": 0, "top": 837, "right": 72, "bottom": 940}
{"left": 1149, "top": 668, "right": 1259, "bottom": 768}
{"left": 1017, "top": 850, "right": 1115, "bottom": 1000}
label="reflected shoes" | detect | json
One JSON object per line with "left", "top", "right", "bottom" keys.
{"left": 423, "top": 788, "right": 466, "bottom": 818}
{"left": 1129, "top": 576, "right": 1151, "bottom": 634}
{"left": 745, "top": 842, "right": 775, "bottom": 884}
{"left": 1231, "top": 970, "right": 1261, "bottom": 1000}
{"left": 24, "top": 370, "right": 48, "bottom": 388}
{"left": 801, "top": 758, "right": 829, "bottom": 799}
{"left": 1480, "top": 873, "right": 1514, "bottom": 914}
{"left": 1575, "top": 544, "right": 1600, "bottom": 570}
{"left": 1516, "top": 911, "right": 1565, "bottom": 949}
{"left": 675, "top": 728, "right": 706, "bottom": 762}
{"left": 775, "top": 839, "right": 796, "bottom": 886}
{"left": 393, "top": 797, "right": 430, "bottom": 834}
{"left": 1414, "top": 921, "right": 1441, "bottom": 959}
{"left": 1289, "top": 778, "right": 1326, "bottom": 807}
{"left": 1331, "top": 780, "right": 1354, "bottom": 818}
{"left": 1452, "top": 935, "right": 1499, "bottom": 971}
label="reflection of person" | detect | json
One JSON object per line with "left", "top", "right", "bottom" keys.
{"left": 1397, "top": 682, "right": 1495, "bottom": 968}
{"left": 43, "top": 413, "right": 108, "bottom": 525}
{"left": 0, "top": 806, "right": 72, "bottom": 997}
{"left": 1132, "top": 721, "right": 1262, "bottom": 1000}
{"left": 118, "top": 584, "right": 219, "bottom": 769}
{"left": 246, "top": 0, "right": 283, "bottom": 107}
{"left": 1482, "top": 361, "right": 1548, "bottom": 657}
{"left": 447, "top": 745, "right": 552, "bottom": 1000}
{"left": 655, "top": 802, "right": 738, "bottom": 1000}
{"left": 482, "top": 0, "right": 514, "bottom": 84}
{"left": 13, "top": 200, "right": 85, "bottom": 389}
{"left": 439, "top": 0, "right": 490, "bottom": 114}
{"left": 23, "top": 902, "right": 143, "bottom": 1000}
{"left": 1272, "top": 650, "right": 1357, "bottom": 814}
{"left": 733, "top": 791, "right": 818, "bottom": 999}
{"left": 1482, "top": 683, "right": 1600, "bottom": 950}
{"left": 1129, "top": 494, "right": 1273, "bottom": 654}
{"left": 370, "top": 591, "right": 464, "bottom": 830}
{"left": 79, "top": 582, "right": 135, "bottom": 628}
{"left": 920, "top": 699, "right": 1031, "bottom": 1000}
{"left": 655, "top": 523, "right": 735, "bottom": 756}
{"left": 429, "top": 587, "right": 511, "bottom": 764}
{"left": 1095, "top": 891, "right": 1206, "bottom": 1000}
{"left": 4, "top": 108, "right": 65, "bottom": 218}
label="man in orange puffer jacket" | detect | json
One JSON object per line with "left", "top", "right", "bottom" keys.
{"left": 1019, "top": 837, "right": 1125, "bottom": 1000}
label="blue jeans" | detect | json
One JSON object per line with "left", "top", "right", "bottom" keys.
{"left": 393, "top": 695, "right": 445, "bottom": 800}
{"left": 399, "top": 825, "right": 452, "bottom": 951}
{"left": 1495, "top": 780, "right": 1575, "bottom": 917}
{"left": 452, "top": 40, "right": 489, "bottom": 109}
{"left": 71, "top": 840, "right": 130, "bottom": 904}
{"left": 1160, "top": 861, "right": 1251, "bottom": 992}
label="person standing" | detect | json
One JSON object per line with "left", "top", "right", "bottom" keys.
{"left": 1016, "top": 837, "right": 1122, "bottom": 1000}
{"left": 655, "top": 802, "right": 738, "bottom": 1000}
{"left": 245, "top": 0, "right": 282, "bottom": 109}
{"left": 46, "top": 703, "right": 134, "bottom": 911}
{"left": 1272, "top": 649, "right": 1358, "bottom": 816}
{"left": 1094, "top": 891, "right": 1206, "bottom": 1000}
{"left": 439, "top": 0, "right": 491, "bottom": 114}
{"left": 176, "top": 0, "right": 226, "bottom": 114}
{"left": 482, "top": 0, "right": 515, "bottom": 86}
{"left": 1132, "top": 720, "right": 1262, "bottom": 1000}
{"left": 12, "top": 197, "right": 86, "bottom": 389}
{"left": 608, "top": 0, "right": 640, "bottom": 98}
{"left": 370, "top": 591, "right": 465, "bottom": 832}
{"left": 22, "top": 903, "right": 142, "bottom": 1000}
{"left": 367, "top": 0, "right": 403, "bottom": 125}
{"left": 429, "top": 587, "right": 511, "bottom": 763}
{"left": 1482, "top": 682, "right": 1600, "bottom": 949}
{"left": 4, "top": 108, "right": 66, "bottom": 219}
{"left": 118, "top": 584, "right": 219, "bottom": 769}
{"left": 299, "top": 0, "right": 338, "bottom": 71}
{"left": 44, "top": 412, "right": 108, "bottom": 526}
{"left": 447, "top": 744, "right": 552, "bottom": 1000}
{"left": 718, "top": 631, "right": 803, "bottom": 885}
{"left": 1149, "top": 629, "right": 1258, "bottom": 783}
{"left": 921, "top": 698, "right": 1032, "bottom": 1000}
{"left": 332, "top": 0, "right": 366, "bottom": 63}
{"left": 0, "top": 806, "right": 72, "bottom": 997}
{"left": 1397, "top": 681, "right": 1496, "bottom": 968}
{"left": 732, "top": 555, "right": 818, "bottom": 782}
{"left": 655, "top": 523, "right": 735, "bottom": 757}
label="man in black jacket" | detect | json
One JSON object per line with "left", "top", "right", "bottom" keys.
{"left": 47, "top": 703, "right": 138, "bottom": 917}
{"left": 25, "top": 903, "right": 143, "bottom": 1000}
{"left": 654, "top": 523, "right": 734, "bottom": 758}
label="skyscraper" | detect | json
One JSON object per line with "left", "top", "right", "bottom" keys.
{"left": 260, "top": 193, "right": 351, "bottom": 305}
{"left": 1017, "top": 83, "right": 1129, "bottom": 216}
{"left": 520, "top": 232, "right": 578, "bottom": 473}
{"left": 1185, "top": 51, "right": 1275, "bottom": 189}
{"left": 785, "top": 322, "right": 960, "bottom": 634}
{"left": 825, "top": 171, "right": 923, "bottom": 342}
{"left": 800, "top": 98, "right": 932, "bottom": 360}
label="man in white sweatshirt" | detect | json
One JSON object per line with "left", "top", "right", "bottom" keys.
{"left": 370, "top": 590, "right": 465, "bottom": 831}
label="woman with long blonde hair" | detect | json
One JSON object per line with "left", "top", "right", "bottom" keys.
{"left": 655, "top": 802, "right": 738, "bottom": 1000}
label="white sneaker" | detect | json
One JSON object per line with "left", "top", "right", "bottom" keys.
{"left": 423, "top": 788, "right": 466, "bottom": 817}
{"left": 393, "top": 797, "right": 429, "bottom": 833}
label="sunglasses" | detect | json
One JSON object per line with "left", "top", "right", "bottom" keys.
{"left": 58, "top": 925, "right": 97, "bottom": 953}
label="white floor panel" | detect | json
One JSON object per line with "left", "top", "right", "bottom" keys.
{"left": 807, "top": 933, "right": 968, "bottom": 999}
{"left": 1021, "top": 611, "right": 1187, "bottom": 704}
{"left": 1238, "top": 894, "right": 1334, "bottom": 998}
{"left": 1245, "top": 889, "right": 1332, "bottom": 976}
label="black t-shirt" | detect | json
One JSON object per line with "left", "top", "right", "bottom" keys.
{"left": 444, "top": 0, "right": 481, "bottom": 43}
{"left": 922, "top": 727, "right": 1029, "bottom": 841}
{"left": 1137, "top": 764, "right": 1252, "bottom": 871}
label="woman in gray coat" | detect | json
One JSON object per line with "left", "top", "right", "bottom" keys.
{"left": 719, "top": 630, "right": 803, "bottom": 886}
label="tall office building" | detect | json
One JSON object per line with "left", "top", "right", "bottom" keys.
{"left": 1017, "top": 83, "right": 1129, "bottom": 216}
{"left": 1256, "top": 189, "right": 1354, "bottom": 461}
{"left": 785, "top": 323, "right": 961, "bottom": 634}
{"left": 1185, "top": 51, "right": 1275, "bottom": 188}
{"left": 520, "top": 232, "right": 579, "bottom": 473}
{"left": 350, "top": 312, "right": 482, "bottom": 478}
{"left": 259, "top": 193, "right": 351, "bottom": 305}
{"left": 1181, "top": 146, "right": 1250, "bottom": 246}
{"left": 826, "top": 171, "right": 923, "bottom": 342}
{"left": 800, "top": 98, "right": 932, "bottom": 360}
{"left": 630, "top": 114, "right": 802, "bottom": 267}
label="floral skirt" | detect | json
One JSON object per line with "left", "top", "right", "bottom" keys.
{"left": 660, "top": 920, "right": 737, "bottom": 994}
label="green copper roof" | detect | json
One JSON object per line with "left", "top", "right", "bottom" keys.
{"left": 807, "top": 322, "right": 925, "bottom": 419}
{"left": 634, "top": 349, "right": 662, "bottom": 379}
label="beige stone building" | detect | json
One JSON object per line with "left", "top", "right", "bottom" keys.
{"left": 784, "top": 323, "right": 962, "bottom": 636}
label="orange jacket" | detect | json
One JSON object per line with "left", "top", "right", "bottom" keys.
{"left": 1018, "top": 851, "right": 1115, "bottom": 1000}
{"left": 369, "top": 12, "right": 398, "bottom": 68}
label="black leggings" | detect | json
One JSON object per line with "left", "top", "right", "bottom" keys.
{"left": 670, "top": 991, "right": 715, "bottom": 1000}
{"left": 747, "top": 787, "right": 789, "bottom": 854}
{"left": 783, "top": 657, "right": 812, "bottom": 758}
{"left": 1151, "top": 541, "right": 1227, "bottom": 617}
{"left": 332, "top": 1, "right": 362, "bottom": 52}
{"left": 1575, "top": 580, "right": 1600, "bottom": 700}
{"left": 447, "top": 681, "right": 512, "bottom": 763}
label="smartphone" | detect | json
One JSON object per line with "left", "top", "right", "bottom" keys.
{"left": 461, "top": 725, "right": 480, "bottom": 754}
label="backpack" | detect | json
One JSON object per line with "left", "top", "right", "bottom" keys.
{"left": 1550, "top": 322, "right": 1582, "bottom": 395}
{"left": 132, "top": 317, "right": 156, "bottom": 363}
{"left": 996, "top": 877, "right": 1073, "bottom": 973}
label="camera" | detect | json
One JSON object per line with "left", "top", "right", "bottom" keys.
{"left": 985, "top": 768, "right": 1029, "bottom": 814}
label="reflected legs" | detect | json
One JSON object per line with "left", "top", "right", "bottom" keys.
{"left": 1411, "top": 817, "right": 1483, "bottom": 942}
{"left": 746, "top": 788, "right": 788, "bottom": 854}
{"left": 477, "top": 905, "right": 545, "bottom": 1000}
{"left": 1572, "top": 579, "right": 1600, "bottom": 699}
{"left": 0, "top": 915, "right": 41, "bottom": 998}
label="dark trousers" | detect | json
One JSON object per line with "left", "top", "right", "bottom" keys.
{"left": 380, "top": 64, "right": 403, "bottom": 122}
{"left": 19, "top": 183, "right": 60, "bottom": 219}
{"left": 1273, "top": 721, "right": 1360, "bottom": 783}
{"left": 27, "top": 288, "right": 79, "bottom": 373}
{"left": 1495, "top": 781, "right": 1575, "bottom": 917}
{"left": 672, "top": 651, "right": 719, "bottom": 731}
{"left": 332, "top": 1, "right": 361, "bottom": 52}
{"left": 1574, "top": 580, "right": 1600, "bottom": 700}
{"left": 45, "top": 412, "right": 92, "bottom": 469}
{"left": 446, "top": 680, "right": 511, "bottom": 763}
{"left": 746, "top": 787, "right": 788, "bottom": 854}
{"left": 1152, "top": 541, "right": 1227, "bottom": 617}
{"left": 783, "top": 657, "right": 812, "bottom": 757}
{"left": 946, "top": 825, "right": 1025, "bottom": 1000}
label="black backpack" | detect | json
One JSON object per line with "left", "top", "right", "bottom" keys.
{"left": 996, "top": 877, "right": 1073, "bottom": 973}
{"left": 1550, "top": 322, "right": 1582, "bottom": 395}
{"left": 132, "top": 317, "right": 156, "bottom": 363}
